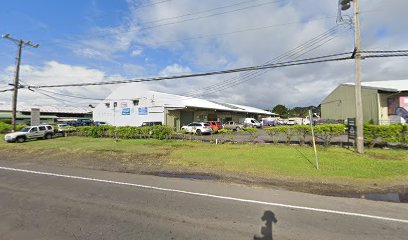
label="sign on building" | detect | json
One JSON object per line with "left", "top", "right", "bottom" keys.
{"left": 31, "top": 108, "right": 40, "bottom": 126}
{"left": 138, "top": 107, "right": 148, "bottom": 115}
{"left": 121, "top": 108, "right": 131, "bottom": 115}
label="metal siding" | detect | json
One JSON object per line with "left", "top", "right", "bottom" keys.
{"left": 321, "top": 85, "right": 379, "bottom": 122}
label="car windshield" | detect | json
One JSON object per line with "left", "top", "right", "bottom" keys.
{"left": 19, "top": 127, "right": 30, "bottom": 132}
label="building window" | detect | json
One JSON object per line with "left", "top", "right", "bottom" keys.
{"left": 105, "top": 102, "right": 110, "bottom": 108}
{"left": 133, "top": 100, "right": 139, "bottom": 106}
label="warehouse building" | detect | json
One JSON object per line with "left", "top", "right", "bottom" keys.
{"left": 0, "top": 103, "right": 92, "bottom": 125}
{"left": 93, "top": 85, "right": 273, "bottom": 129}
{"left": 320, "top": 80, "right": 408, "bottom": 124}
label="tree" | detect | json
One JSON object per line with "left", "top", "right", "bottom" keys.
{"left": 272, "top": 104, "right": 289, "bottom": 118}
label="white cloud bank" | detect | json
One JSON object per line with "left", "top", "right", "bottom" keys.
{"left": 3, "top": 0, "right": 408, "bottom": 109}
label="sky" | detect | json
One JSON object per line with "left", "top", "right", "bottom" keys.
{"left": 1, "top": 0, "right": 408, "bottom": 110}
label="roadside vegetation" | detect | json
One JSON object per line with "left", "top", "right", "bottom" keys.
{"left": 1, "top": 133, "right": 407, "bottom": 193}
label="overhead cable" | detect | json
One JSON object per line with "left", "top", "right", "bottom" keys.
{"left": 27, "top": 53, "right": 353, "bottom": 89}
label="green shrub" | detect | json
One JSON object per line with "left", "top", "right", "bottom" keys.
{"left": 364, "top": 123, "right": 405, "bottom": 147}
{"left": 0, "top": 122, "right": 11, "bottom": 133}
{"left": 239, "top": 127, "right": 258, "bottom": 142}
{"left": 314, "top": 124, "right": 345, "bottom": 146}
{"left": 16, "top": 125, "right": 26, "bottom": 131}
{"left": 218, "top": 128, "right": 233, "bottom": 143}
{"left": 150, "top": 125, "right": 173, "bottom": 140}
{"left": 74, "top": 125, "right": 173, "bottom": 140}
{"left": 264, "top": 127, "right": 280, "bottom": 144}
{"left": 292, "top": 125, "right": 310, "bottom": 145}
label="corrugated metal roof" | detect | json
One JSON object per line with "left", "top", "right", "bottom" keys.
{"left": 342, "top": 80, "right": 408, "bottom": 92}
{"left": 0, "top": 112, "right": 58, "bottom": 119}
{"left": 0, "top": 103, "right": 92, "bottom": 114}
{"left": 103, "top": 85, "right": 273, "bottom": 115}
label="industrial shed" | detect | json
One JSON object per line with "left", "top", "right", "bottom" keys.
{"left": 320, "top": 80, "right": 408, "bottom": 124}
{"left": 0, "top": 103, "right": 92, "bottom": 125}
{"left": 93, "top": 85, "right": 273, "bottom": 129}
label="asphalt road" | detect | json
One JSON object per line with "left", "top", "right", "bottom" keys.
{"left": 0, "top": 161, "right": 407, "bottom": 240}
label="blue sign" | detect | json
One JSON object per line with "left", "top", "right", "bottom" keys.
{"left": 121, "top": 108, "right": 131, "bottom": 115}
{"left": 138, "top": 107, "right": 148, "bottom": 115}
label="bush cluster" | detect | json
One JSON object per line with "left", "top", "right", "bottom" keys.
{"left": 74, "top": 125, "right": 174, "bottom": 140}
{"left": 265, "top": 124, "right": 345, "bottom": 146}
{"left": 0, "top": 122, "right": 25, "bottom": 133}
{"left": 364, "top": 123, "right": 408, "bottom": 147}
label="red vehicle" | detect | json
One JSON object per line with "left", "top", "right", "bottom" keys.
{"left": 206, "top": 121, "right": 223, "bottom": 133}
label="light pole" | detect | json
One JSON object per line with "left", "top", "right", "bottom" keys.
{"left": 2, "top": 34, "right": 39, "bottom": 131}
{"left": 338, "top": 0, "right": 364, "bottom": 153}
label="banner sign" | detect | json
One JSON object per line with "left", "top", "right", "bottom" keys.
{"left": 138, "top": 107, "right": 148, "bottom": 115}
{"left": 121, "top": 108, "right": 131, "bottom": 115}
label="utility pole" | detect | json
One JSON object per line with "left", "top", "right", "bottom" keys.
{"left": 338, "top": 0, "right": 364, "bottom": 153}
{"left": 1, "top": 34, "right": 39, "bottom": 132}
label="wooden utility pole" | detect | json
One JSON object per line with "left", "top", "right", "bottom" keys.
{"left": 353, "top": 0, "right": 364, "bottom": 153}
{"left": 11, "top": 40, "right": 23, "bottom": 132}
{"left": 2, "top": 34, "right": 39, "bottom": 131}
{"left": 338, "top": 0, "right": 364, "bottom": 153}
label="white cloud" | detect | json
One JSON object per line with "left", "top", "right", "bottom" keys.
{"left": 9, "top": 0, "right": 408, "bottom": 109}
{"left": 159, "top": 64, "right": 191, "bottom": 76}
{"left": 0, "top": 61, "right": 125, "bottom": 107}
{"left": 131, "top": 47, "right": 143, "bottom": 56}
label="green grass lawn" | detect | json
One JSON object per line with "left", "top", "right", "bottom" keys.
{"left": 1, "top": 135, "right": 407, "bottom": 185}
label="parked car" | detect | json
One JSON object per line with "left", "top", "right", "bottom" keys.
{"left": 56, "top": 124, "right": 74, "bottom": 133}
{"left": 206, "top": 121, "right": 223, "bottom": 133}
{"left": 276, "top": 119, "right": 286, "bottom": 125}
{"left": 181, "top": 122, "right": 213, "bottom": 135}
{"left": 94, "top": 121, "right": 109, "bottom": 126}
{"left": 72, "top": 118, "right": 93, "bottom": 126}
{"left": 141, "top": 121, "right": 162, "bottom": 127}
{"left": 286, "top": 118, "right": 296, "bottom": 125}
{"left": 262, "top": 117, "right": 277, "bottom": 126}
{"left": 223, "top": 121, "right": 244, "bottom": 131}
{"left": 239, "top": 118, "right": 262, "bottom": 128}
{"left": 4, "top": 125, "right": 54, "bottom": 143}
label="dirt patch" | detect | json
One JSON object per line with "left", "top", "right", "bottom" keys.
{"left": 1, "top": 148, "right": 406, "bottom": 201}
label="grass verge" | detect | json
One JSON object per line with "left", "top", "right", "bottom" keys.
{"left": 1, "top": 135, "right": 407, "bottom": 193}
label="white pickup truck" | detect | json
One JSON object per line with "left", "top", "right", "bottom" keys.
{"left": 4, "top": 125, "right": 55, "bottom": 143}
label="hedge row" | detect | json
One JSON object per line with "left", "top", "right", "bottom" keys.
{"left": 73, "top": 125, "right": 174, "bottom": 140}
{"left": 0, "top": 122, "right": 25, "bottom": 133}
{"left": 265, "top": 124, "right": 345, "bottom": 146}
{"left": 364, "top": 123, "right": 408, "bottom": 147}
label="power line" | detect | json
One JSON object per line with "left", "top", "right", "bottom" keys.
{"left": 0, "top": 88, "right": 14, "bottom": 93}
{"left": 141, "top": 0, "right": 265, "bottom": 26}
{"left": 29, "top": 88, "right": 100, "bottom": 106}
{"left": 186, "top": 36, "right": 341, "bottom": 98}
{"left": 27, "top": 53, "right": 354, "bottom": 89}
{"left": 180, "top": 24, "right": 348, "bottom": 97}
{"left": 93, "top": 0, "right": 285, "bottom": 38}
{"left": 145, "top": 16, "right": 339, "bottom": 46}
{"left": 37, "top": 88, "right": 105, "bottom": 100}
{"left": 133, "top": 0, "right": 171, "bottom": 10}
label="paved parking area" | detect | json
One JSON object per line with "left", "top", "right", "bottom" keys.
{"left": 174, "top": 128, "right": 351, "bottom": 145}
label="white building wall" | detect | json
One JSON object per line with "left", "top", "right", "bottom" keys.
{"left": 93, "top": 98, "right": 164, "bottom": 127}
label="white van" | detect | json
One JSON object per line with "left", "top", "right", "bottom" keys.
{"left": 239, "top": 118, "right": 262, "bottom": 128}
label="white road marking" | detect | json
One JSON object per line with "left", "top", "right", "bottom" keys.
{"left": 0, "top": 166, "right": 407, "bottom": 224}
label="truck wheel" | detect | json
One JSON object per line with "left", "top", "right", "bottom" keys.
{"left": 16, "top": 137, "right": 25, "bottom": 143}
{"left": 196, "top": 129, "right": 202, "bottom": 135}
{"left": 45, "top": 134, "right": 52, "bottom": 140}
{"left": 236, "top": 127, "right": 241, "bottom": 131}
